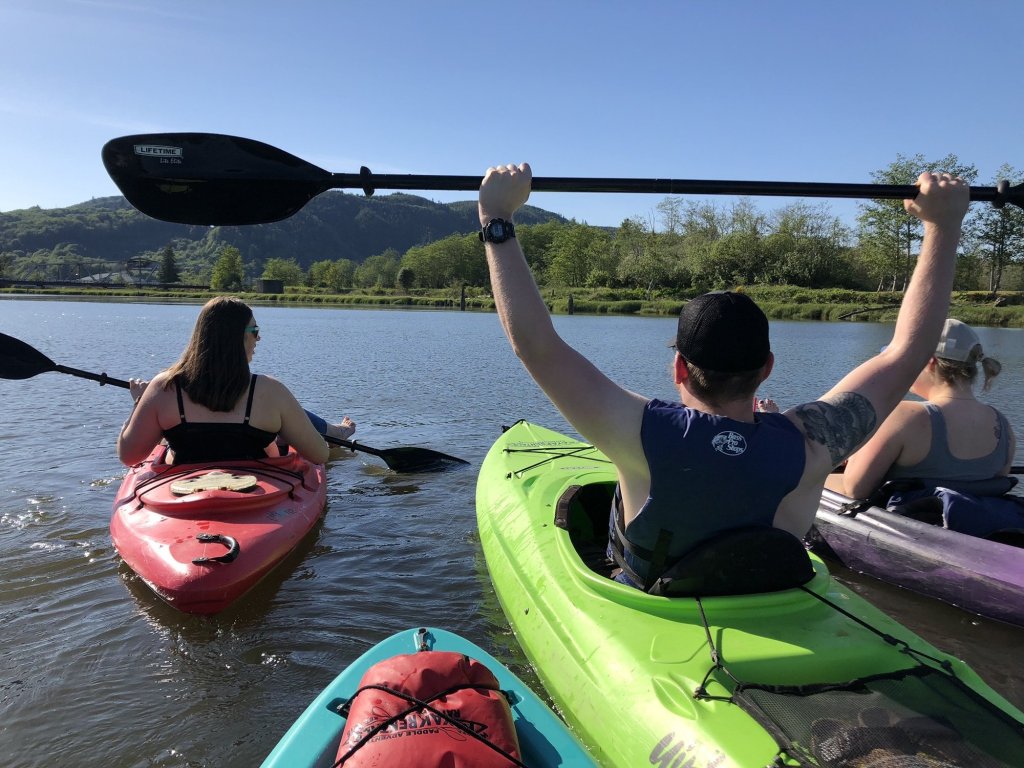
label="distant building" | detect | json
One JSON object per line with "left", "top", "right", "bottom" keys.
{"left": 255, "top": 278, "right": 284, "bottom": 293}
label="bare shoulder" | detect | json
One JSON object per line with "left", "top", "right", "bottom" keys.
{"left": 253, "top": 373, "right": 298, "bottom": 403}
{"left": 786, "top": 392, "right": 878, "bottom": 467}
{"left": 890, "top": 399, "right": 927, "bottom": 424}
{"left": 147, "top": 370, "right": 177, "bottom": 397}
{"left": 150, "top": 370, "right": 174, "bottom": 387}
{"left": 254, "top": 372, "right": 286, "bottom": 391}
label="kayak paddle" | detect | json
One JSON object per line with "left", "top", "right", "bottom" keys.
{"left": 0, "top": 330, "right": 131, "bottom": 388}
{"left": 102, "top": 132, "right": 1024, "bottom": 226}
{"left": 327, "top": 438, "right": 469, "bottom": 473}
{"left": 0, "top": 332, "right": 468, "bottom": 473}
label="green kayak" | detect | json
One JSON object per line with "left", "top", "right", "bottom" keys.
{"left": 476, "top": 420, "right": 1024, "bottom": 768}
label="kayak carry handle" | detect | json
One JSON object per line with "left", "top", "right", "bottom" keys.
{"left": 192, "top": 533, "right": 240, "bottom": 564}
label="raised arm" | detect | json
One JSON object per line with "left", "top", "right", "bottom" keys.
{"left": 789, "top": 172, "right": 969, "bottom": 475}
{"left": 479, "top": 164, "right": 647, "bottom": 468}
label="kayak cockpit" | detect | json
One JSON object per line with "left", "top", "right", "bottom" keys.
{"left": 555, "top": 480, "right": 815, "bottom": 597}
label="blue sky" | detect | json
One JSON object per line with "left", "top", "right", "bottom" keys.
{"left": 1, "top": 1, "right": 1021, "bottom": 229}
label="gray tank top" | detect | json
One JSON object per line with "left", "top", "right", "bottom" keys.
{"left": 886, "top": 403, "right": 1011, "bottom": 482}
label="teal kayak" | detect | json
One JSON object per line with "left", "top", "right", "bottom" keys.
{"left": 476, "top": 420, "right": 1024, "bottom": 768}
{"left": 260, "top": 626, "right": 596, "bottom": 767}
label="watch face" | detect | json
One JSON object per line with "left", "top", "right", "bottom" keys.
{"left": 491, "top": 221, "right": 506, "bottom": 239}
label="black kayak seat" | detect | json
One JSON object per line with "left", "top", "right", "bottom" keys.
{"left": 647, "top": 526, "right": 816, "bottom": 598}
{"left": 553, "top": 483, "right": 815, "bottom": 597}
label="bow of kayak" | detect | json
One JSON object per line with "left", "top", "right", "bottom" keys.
{"left": 111, "top": 444, "right": 327, "bottom": 614}
{"left": 260, "top": 626, "right": 597, "bottom": 767}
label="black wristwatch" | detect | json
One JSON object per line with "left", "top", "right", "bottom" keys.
{"left": 479, "top": 218, "right": 516, "bottom": 244}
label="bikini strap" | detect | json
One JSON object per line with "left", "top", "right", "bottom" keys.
{"left": 174, "top": 377, "right": 187, "bottom": 423}
{"left": 243, "top": 374, "right": 258, "bottom": 425}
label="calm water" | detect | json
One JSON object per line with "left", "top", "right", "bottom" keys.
{"left": 1, "top": 297, "right": 1022, "bottom": 768}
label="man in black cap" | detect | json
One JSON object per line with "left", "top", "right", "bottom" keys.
{"left": 478, "top": 164, "right": 969, "bottom": 590}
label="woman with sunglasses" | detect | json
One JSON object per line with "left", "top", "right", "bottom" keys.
{"left": 117, "top": 296, "right": 355, "bottom": 466}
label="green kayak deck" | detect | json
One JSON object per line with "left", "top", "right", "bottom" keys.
{"left": 476, "top": 420, "right": 1024, "bottom": 768}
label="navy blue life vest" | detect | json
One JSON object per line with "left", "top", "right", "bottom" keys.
{"left": 609, "top": 399, "right": 806, "bottom": 589}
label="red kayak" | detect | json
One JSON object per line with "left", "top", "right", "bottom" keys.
{"left": 110, "top": 444, "right": 327, "bottom": 614}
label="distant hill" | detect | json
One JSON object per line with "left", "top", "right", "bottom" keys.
{"left": 0, "top": 191, "right": 568, "bottom": 272}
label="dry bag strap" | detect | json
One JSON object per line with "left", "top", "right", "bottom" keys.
{"left": 333, "top": 683, "right": 528, "bottom": 768}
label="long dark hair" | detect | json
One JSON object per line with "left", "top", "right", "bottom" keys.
{"left": 164, "top": 296, "right": 252, "bottom": 411}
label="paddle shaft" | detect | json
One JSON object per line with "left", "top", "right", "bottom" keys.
{"left": 336, "top": 171, "right": 1017, "bottom": 207}
{"left": 328, "top": 437, "right": 383, "bottom": 456}
{"left": 54, "top": 364, "right": 130, "bottom": 389}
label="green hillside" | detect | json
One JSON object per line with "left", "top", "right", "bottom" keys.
{"left": 0, "top": 190, "right": 566, "bottom": 280}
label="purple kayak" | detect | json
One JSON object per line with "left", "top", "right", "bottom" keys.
{"left": 812, "top": 488, "right": 1024, "bottom": 627}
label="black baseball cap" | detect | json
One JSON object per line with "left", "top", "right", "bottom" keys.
{"left": 675, "top": 291, "right": 770, "bottom": 372}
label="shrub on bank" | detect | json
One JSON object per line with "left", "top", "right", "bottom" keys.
{"left": 3, "top": 284, "right": 1023, "bottom": 327}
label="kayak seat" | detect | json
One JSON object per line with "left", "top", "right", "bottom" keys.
{"left": 884, "top": 477, "right": 1024, "bottom": 539}
{"left": 647, "top": 526, "right": 815, "bottom": 597}
{"left": 555, "top": 482, "right": 817, "bottom": 594}
{"left": 891, "top": 495, "right": 944, "bottom": 525}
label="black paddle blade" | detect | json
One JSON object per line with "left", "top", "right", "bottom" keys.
{"left": 102, "top": 133, "right": 334, "bottom": 225}
{"left": 326, "top": 436, "right": 469, "bottom": 473}
{"left": 0, "top": 332, "right": 58, "bottom": 380}
{"left": 377, "top": 447, "right": 470, "bottom": 473}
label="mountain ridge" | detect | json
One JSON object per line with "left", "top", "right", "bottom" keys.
{"left": 0, "top": 190, "right": 568, "bottom": 273}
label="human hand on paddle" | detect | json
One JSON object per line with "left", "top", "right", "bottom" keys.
{"left": 904, "top": 172, "right": 970, "bottom": 229}
{"left": 479, "top": 163, "right": 532, "bottom": 221}
{"left": 128, "top": 378, "right": 148, "bottom": 403}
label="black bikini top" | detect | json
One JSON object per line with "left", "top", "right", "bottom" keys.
{"left": 162, "top": 374, "right": 278, "bottom": 463}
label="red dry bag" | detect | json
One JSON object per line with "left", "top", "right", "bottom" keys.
{"left": 336, "top": 650, "right": 522, "bottom": 767}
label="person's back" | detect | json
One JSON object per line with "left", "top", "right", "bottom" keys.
{"left": 118, "top": 297, "right": 330, "bottom": 466}
{"left": 610, "top": 399, "right": 807, "bottom": 587}
{"left": 157, "top": 373, "right": 279, "bottom": 463}
{"left": 837, "top": 318, "right": 1015, "bottom": 498}
{"left": 478, "top": 163, "right": 969, "bottom": 590}
{"left": 885, "top": 401, "right": 1010, "bottom": 481}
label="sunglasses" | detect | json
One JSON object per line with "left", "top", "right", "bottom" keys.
{"left": 245, "top": 325, "right": 260, "bottom": 340}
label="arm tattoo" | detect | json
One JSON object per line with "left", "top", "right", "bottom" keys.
{"left": 792, "top": 393, "right": 877, "bottom": 466}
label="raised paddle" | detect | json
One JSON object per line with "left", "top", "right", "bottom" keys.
{"left": 101, "top": 132, "right": 1024, "bottom": 226}
{"left": 0, "top": 332, "right": 468, "bottom": 473}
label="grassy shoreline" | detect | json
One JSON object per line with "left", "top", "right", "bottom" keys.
{"left": 4, "top": 284, "right": 1023, "bottom": 328}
